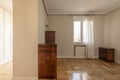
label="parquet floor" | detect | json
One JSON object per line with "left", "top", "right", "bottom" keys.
{"left": 57, "top": 58, "right": 120, "bottom": 80}
{"left": 0, "top": 61, "right": 12, "bottom": 80}
{"left": 1, "top": 59, "right": 120, "bottom": 80}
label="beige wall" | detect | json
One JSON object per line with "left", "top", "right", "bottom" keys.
{"left": 47, "top": 15, "right": 104, "bottom": 58}
{"left": 47, "top": 15, "right": 74, "bottom": 58}
{"left": 13, "top": 0, "right": 38, "bottom": 80}
{"left": 104, "top": 8, "right": 120, "bottom": 63}
{"left": 94, "top": 15, "right": 104, "bottom": 58}
{"left": 104, "top": 14, "right": 112, "bottom": 47}
{"left": 38, "top": 0, "right": 47, "bottom": 43}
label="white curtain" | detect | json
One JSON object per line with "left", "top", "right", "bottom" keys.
{"left": 84, "top": 18, "right": 95, "bottom": 58}
{"left": 73, "top": 16, "right": 95, "bottom": 58}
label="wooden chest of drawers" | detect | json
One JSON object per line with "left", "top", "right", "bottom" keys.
{"left": 38, "top": 44, "right": 57, "bottom": 79}
{"left": 99, "top": 47, "right": 115, "bottom": 62}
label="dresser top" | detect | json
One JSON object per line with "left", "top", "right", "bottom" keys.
{"left": 99, "top": 47, "right": 114, "bottom": 50}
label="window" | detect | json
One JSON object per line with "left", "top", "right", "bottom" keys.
{"left": 73, "top": 20, "right": 88, "bottom": 43}
{"left": 74, "top": 21, "right": 81, "bottom": 42}
{"left": 73, "top": 16, "right": 95, "bottom": 58}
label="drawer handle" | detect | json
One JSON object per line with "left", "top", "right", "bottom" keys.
{"left": 46, "top": 57, "right": 50, "bottom": 60}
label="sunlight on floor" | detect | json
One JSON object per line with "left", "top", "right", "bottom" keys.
{"left": 0, "top": 61, "right": 12, "bottom": 80}
{"left": 72, "top": 72, "right": 90, "bottom": 80}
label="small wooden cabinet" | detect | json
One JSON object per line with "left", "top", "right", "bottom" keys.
{"left": 38, "top": 44, "right": 57, "bottom": 79}
{"left": 99, "top": 47, "right": 115, "bottom": 62}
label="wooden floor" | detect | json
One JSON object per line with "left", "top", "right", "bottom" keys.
{"left": 0, "top": 61, "right": 12, "bottom": 80}
{"left": 1, "top": 59, "right": 120, "bottom": 80}
{"left": 57, "top": 58, "right": 120, "bottom": 80}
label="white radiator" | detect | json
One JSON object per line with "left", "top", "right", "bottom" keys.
{"left": 75, "top": 47, "right": 86, "bottom": 58}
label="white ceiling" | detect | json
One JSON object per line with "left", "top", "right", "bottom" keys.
{"left": 44, "top": 0, "right": 120, "bottom": 14}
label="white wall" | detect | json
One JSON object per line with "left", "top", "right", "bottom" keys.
{"left": 104, "top": 8, "right": 120, "bottom": 63}
{"left": 13, "top": 0, "right": 38, "bottom": 80}
{"left": 47, "top": 15, "right": 104, "bottom": 58}
{"left": 38, "top": 0, "right": 47, "bottom": 43}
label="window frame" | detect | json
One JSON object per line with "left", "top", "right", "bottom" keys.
{"left": 73, "top": 20, "right": 85, "bottom": 43}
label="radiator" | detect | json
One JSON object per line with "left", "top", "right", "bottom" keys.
{"left": 75, "top": 47, "right": 86, "bottom": 58}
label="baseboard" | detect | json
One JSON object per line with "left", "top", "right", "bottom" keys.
{"left": 57, "top": 56, "right": 86, "bottom": 58}
{"left": 95, "top": 56, "right": 99, "bottom": 59}
{"left": 12, "top": 77, "right": 38, "bottom": 80}
{"left": 115, "top": 60, "right": 120, "bottom": 64}
{"left": 0, "top": 58, "right": 12, "bottom": 65}
{"left": 57, "top": 56, "right": 99, "bottom": 59}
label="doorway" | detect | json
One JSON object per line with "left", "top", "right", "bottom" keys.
{"left": 0, "top": 0, "right": 13, "bottom": 79}
{"left": 0, "top": 8, "right": 12, "bottom": 64}
{"left": 0, "top": 1, "right": 12, "bottom": 65}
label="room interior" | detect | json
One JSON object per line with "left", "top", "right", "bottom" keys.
{"left": 0, "top": 0, "right": 13, "bottom": 80}
{"left": 0, "top": 0, "right": 120, "bottom": 80}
